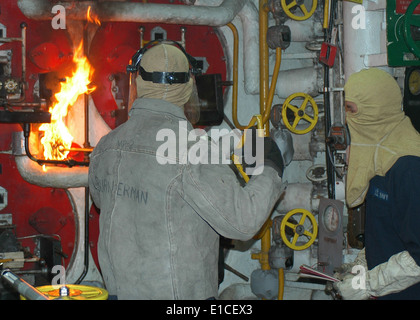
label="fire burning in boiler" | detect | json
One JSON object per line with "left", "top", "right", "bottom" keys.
{"left": 87, "top": 6, "right": 101, "bottom": 26}
{"left": 39, "top": 41, "right": 95, "bottom": 161}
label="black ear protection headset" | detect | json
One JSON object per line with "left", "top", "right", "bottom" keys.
{"left": 126, "top": 39, "right": 202, "bottom": 85}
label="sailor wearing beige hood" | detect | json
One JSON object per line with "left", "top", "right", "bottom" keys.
{"left": 334, "top": 68, "right": 420, "bottom": 299}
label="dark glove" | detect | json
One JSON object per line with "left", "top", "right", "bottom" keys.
{"left": 263, "top": 136, "right": 284, "bottom": 178}
{"left": 234, "top": 127, "right": 284, "bottom": 178}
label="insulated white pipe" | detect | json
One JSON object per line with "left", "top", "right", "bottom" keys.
{"left": 342, "top": 1, "right": 388, "bottom": 79}
{"left": 18, "top": 0, "right": 243, "bottom": 25}
{"left": 18, "top": 0, "right": 260, "bottom": 93}
{"left": 236, "top": 1, "right": 259, "bottom": 94}
{"left": 275, "top": 67, "right": 321, "bottom": 98}
{"left": 276, "top": 183, "right": 317, "bottom": 213}
{"left": 14, "top": 156, "right": 89, "bottom": 188}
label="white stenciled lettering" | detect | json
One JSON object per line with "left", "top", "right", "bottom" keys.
{"left": 373, "top": 187, "right": 389, "bottom": 201}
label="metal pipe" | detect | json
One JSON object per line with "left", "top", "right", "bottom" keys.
{"left": 21, "top": 22, "right": 27, "bottom": 83}
{"left": 227, "top": 22, "right": 244, "bottom": 130}
{"left": 259, "top": 0, "right": 269, "bottom": 134}
{"left": 75, "top": 187, "right": 90, "bottom": 284}
{"left": 18, "top": 0, "right": 244, "bottom": 25}
{"left": 59, "top": 147, "right": 94, "bottom": 153}
{"left": 21, "top": 123, "right": 89, "bottom": 167}
{"left": 260, "top": 224, "right": 271, "bottom": 271}
{"left": 323, "top": 0, "right": 336, "bottom": 199}
{"left": 13, "top": 131, "right": 89, "bottom": 188}
{"left": 231, "top": 3, "right": 282, "bottom": 132}
{"left": 83, "top": 22, "right": 91, "bottom": 153}
{"left": 278, "top": 268, "right": 284, "bottom": 300}
{"left": 1, "top": 269, "right": 49, "bottom": 300}
{"left": 18, "top": 0, "right": 261, "bottom": 95}
{"left": 75, "top": 22, "right": 92, "bottom": 285}
{"left": 8, "top": 101, "right": 47, "bottom": 108}
{"left": 275, "top": 67, "right": 320, "bottom": 98}
{"left": 262, "top": 48, "right": 281, "bottom": 126}
{"left": 251, "top": 219, "right": 272, "bottom": 271}
{"left": 323, "top": 0, "right": 330, "bottom": 29}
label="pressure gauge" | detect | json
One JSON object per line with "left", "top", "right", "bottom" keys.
{"left": 318, "top": 198, "right": 344, "bottom": 275}
{"left": 322, "top": 205, "right": 340, "bottom": 233}
{"left": 408, "top": 69, "right": 420, "bottom": 95}
{"left": 404, "top": 67, "right": 420, "bottom": 133}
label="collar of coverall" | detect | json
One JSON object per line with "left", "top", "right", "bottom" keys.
{"left": 129, "top": 97, "right": 188, "bottom": 121}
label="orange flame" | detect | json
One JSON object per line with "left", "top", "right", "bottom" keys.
{"left": 39, "top": 40, "right": 95, "bottom": 161}
{"left": 87, "top": 6, "right": 101, "bottom": 26}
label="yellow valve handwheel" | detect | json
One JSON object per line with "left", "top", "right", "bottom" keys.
{"left": 21, "top": 284, "right": 109, "bottom": 300}
{"left": 282, "top": 92, "right": 318, "bottom": 135}
{"left": 280, "top": 208, "right": 318, "bottom": 251}
{"left": 281, "top": 0, "right": 318, "bottom": 21}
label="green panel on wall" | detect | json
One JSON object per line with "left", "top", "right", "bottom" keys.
{"left": 387, "top": 0, "right": 420, "bottom": 66}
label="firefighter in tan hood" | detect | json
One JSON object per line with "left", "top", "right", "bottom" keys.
{"left": 88, "top": 41, "right": 285, "bottom": 299}
{"left": 334, "top": 68, "right": 420, "bottom": 300}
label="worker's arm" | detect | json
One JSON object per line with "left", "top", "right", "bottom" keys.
{"left": 180, "top": 136, "right": 285, "bottom": 241}
{"left": 334, "top": 250, "right": 420, "bottom": 299}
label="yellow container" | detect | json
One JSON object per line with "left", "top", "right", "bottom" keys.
{"left": 21, "top": 284, "right": 108, "bottom": 300}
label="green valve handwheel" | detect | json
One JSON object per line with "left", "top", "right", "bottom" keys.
{"left": 404, "top": 0, "right": 420, "bottom": 59}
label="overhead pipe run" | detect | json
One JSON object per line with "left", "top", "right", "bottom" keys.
{"left": 231, "top": 0, "right": 282, "bottom": 132}
{"left": 18, "top": 0, "right": 260, "bottom": 95}
{"left": 18, "top": 0, "right": 244, "bottom": 25}
{"left": 259, "top": 0, "right": 269, "bottom": 132}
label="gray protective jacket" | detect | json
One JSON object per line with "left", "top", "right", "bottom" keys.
{"left": 88, "top": 98, "right": 284, "bottom": 299}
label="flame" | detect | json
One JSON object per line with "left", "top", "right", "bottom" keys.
{"left": 39, "top": 40, "right": 95, "bottom": 161}
{"left": 87, "top": 6, "right": 101, "bottom": 26}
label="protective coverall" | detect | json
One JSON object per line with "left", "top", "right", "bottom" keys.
{"left": 88, "top": 43, "right": 284, "bottom": 299}
{"left": 334, "top": 68, "right": 420, "bottom": 299}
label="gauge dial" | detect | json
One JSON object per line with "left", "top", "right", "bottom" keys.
{"left": 323, "top": 205, "right": 340, "bottom": 233}
{"left": 409, "top": 69, "right": 420, "bottom": 95}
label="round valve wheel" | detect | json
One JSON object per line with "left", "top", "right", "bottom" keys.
{"left": 281, "top": 92, "right": 319, "bottom": 134}
{"left": 306, "top": 164, "right": 327, "bottom": 182}
{"left": 280, "top": 208, "right": 318, "bottom": 251}
{"left": 404, "top": 0, "right": 420, "bottom": 59}
{"left": 281, "top": 0, "right": 318, "bottom": 21}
